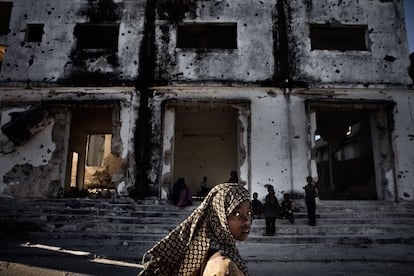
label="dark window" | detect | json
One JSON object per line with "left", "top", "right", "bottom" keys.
{"left": 26, "top": 24, "right": 44, "bottom": 42}
{"left": 177, "top": 23, "right": 237, "bottom": 49}
{"left": 310, "top": 24, "right": 368, "bottom": 51}
{"left": 74, "top": 23, "right": 119, "bottom": 51}
{"left": 0, "top": 2, "right": 13, "bottom": 35}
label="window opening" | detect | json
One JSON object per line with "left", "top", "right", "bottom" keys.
{"left": 177, "top": 23, "right": 237, "bottom": 49}
{"left": 74, "top": 23, "right": 119, "bottom": 51}
{"left": 0, "top": 2, "right": 13, "bottom": 35}
{"left": 310, "top": 24, "right": 368, "bottom": 51}
{"left": 25, "top": 24, "right": 44, "bottom": 42}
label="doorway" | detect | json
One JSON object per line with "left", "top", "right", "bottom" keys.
{"left": 308, "top": 101, "right": 395, "bottom": 200}
{"left": 161, "top": 101, "right": 250, "bottom": 199}
{"left": 64, "top": 106, "right": 121, "bottom": 197}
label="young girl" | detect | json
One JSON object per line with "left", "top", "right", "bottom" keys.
{"left": 139, "top": 183, "right": 252, "bottom": 275}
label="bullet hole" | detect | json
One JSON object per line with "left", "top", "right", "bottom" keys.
{"left": 20, "top": 42, "right": 25, "bottom": 47}
{"left": 48, "top": 11, "right": 52, "bottom": 15}
{"left": 294, "top": 135, "right": 300, "bottom": 139}
{"left": 403, "top": 192, "right": 410, "bottom": 198}
{"left": 335, "top": 69, "right": 340, "bottom": 73}
{"left": 244, "top": 23, "right": 247, "bottom": 27}
{"left": 384, "top": 55, "right": 396, "bottom": 62}
{"left": 40, "top": 144, "right": 44, "bottom": 148}
{"left": 28, "top": 55, "right": 35, "bottom": 66}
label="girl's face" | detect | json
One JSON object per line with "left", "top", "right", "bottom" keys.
{"left": 227, "top": 200, "right": 252, "bottom": 241}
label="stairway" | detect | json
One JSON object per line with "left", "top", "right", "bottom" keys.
{"left": 1, "top": 197, "right": 414, "bottom": 261}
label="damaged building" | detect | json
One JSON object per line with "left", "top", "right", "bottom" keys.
{"left": 0, "top": 0, "right": 413, "bottom": 202}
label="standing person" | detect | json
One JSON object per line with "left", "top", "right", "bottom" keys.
{"left": 304, "top": 176, "right": 318, "bottom": 226}
{"left": 199, "top": 176, "right": 210, "bottom": 198}
{"left": 251, "top": 192, "right": 262, "bottom": 219}
{"left": 139, "top": 183, "right": 252, "bottom": 275}
{"left": 227, "top": 170, "right": 239, "bottom": 183}
{"left": 263, "top": 185, "right": 280, "bottom": 236}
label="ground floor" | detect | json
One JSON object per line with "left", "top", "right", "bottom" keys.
{"left": 0, "top": 86, "right": 413, "bottom": 202}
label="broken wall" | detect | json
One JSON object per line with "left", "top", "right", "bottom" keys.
{"left": 0, "top": 0, "right": 145, "bottom": 85}
{"left": 155, "top": 0, "right": 275, "bottom": 84}
{"left": 0, "top": 87, "right": 138, "bottom": 198}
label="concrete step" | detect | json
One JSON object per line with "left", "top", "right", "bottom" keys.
{"left": 1, "top": 198, "right": 414, "bottom": 247}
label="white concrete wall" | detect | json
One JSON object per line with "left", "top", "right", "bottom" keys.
{"left": 290, "top": 0, "right": 411, "bottom": 86}
{"left": 152, "top": 86, "right": 414, "bottom": 202}
{"left": 156, "top": 0, "right": 275, "bottom": 82}
{"left": 0, "top": 0, "right": 144, "bottom": 83}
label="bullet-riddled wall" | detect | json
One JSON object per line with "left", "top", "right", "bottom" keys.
{"left": 0, "top": 0, "right": 413, "bottom": 201}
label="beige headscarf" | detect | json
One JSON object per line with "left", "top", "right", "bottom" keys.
{"left": 139, "top": 183, "right": 250, "bottom": 275}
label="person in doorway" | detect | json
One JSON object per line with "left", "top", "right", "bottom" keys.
{"left": 176, "top": 178, "right": 193, "bottom": 208}
{"left": 198, "top": 176, "right": 210, "bottom": 199}
{"left": 303, "top": 176, "right": 318, "bottom": 226}
{"left": 139, "top": 183, "right": 252, "bottom": 275}
{"left": 263, "top": 184, "right": 280, "bottom": 236}
{"left": 251, "top": 192, "right": 263, "bottom": 219}
{"left": 172, "top": 178, "right": 184, "bottom": 206}
{"left": 172, "top": 178, "right": 192, "bottom": 207}
{"left": 227, "top": 170, "right": 239, "bottom": 183}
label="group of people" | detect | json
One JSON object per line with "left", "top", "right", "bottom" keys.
{"left": 251, "top": 185, "right": 295, "bottom": 236}
{"left": 172, "top": 171, "right": 240, "bottom": 207}
{"left": 140, "top": 175, "right": 318, "bottom": 275}
{"left": 252, "top": 176, "right": 319, "bottom": 235}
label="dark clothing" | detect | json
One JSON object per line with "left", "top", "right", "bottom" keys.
{"left": 263, "top": 193, "right": 280, "bottom": 234}
{"left": 265, "top": 217, "right": 276, "bottom": 235}
{"left": 281, "top": 198, "right": 294, "bottom": 223}
{"left": 252, "top": 199, "right": 262, "bottom": 219}
{"left": 307, "top": 203, "right": 316, "bottom": 226}
{"left": 304, "top": 184, "right": 318, "bottom": 226}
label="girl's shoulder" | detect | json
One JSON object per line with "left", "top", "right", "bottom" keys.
{"left": 203, "top": 252, "right": 244, "bottom": 276}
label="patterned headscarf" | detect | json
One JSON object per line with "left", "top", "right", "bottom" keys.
{"left": 139, "top": 183, "right": 251, "bottom": 275}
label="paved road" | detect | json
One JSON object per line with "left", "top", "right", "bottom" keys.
{"left": 1, "top": 241, "right": 414, "bottom": 275}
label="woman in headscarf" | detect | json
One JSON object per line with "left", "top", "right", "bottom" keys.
{"left": 139, "top": 183, "right": 252, "bottom": 275}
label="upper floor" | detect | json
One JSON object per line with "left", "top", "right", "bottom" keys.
{"left": 0, "top": 0, "right": 411, "bottom": 87}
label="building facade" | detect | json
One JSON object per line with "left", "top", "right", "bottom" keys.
{"left": 0, "top": 0, "right": 413, "bottom": 202}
